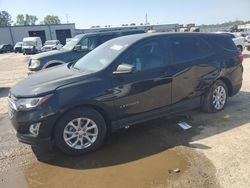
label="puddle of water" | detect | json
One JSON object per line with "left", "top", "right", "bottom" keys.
{"left": 25, "top": 148, "right": 188, "bottom": 188}
{"left": 0, "top": 115, "right": 218, "bottom": 188}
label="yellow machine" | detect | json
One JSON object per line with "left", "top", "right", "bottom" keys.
{"left": 189, "top": 26, "right": 200, "bottom": 32}
{"left": 179, "top": 27, "right": 188, "bottom": 32}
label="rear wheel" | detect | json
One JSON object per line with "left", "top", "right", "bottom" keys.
{"left": 202, "top": 80, "right": 228, "bottom": 113}
{"left": 54, "top": 107, "right": 107, "bottom": 155}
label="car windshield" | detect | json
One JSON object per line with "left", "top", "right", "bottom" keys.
{"left": 15, "top": 42, "right": 22, "bottom": 47}
{"left": 0, "top": 45, "right": 3, "bottom": 48}
{"left": 62, "top": 35, "right": 82, "bottom": 50}
{"left": 45, "top": 41, "right": 56, "bottom": 45}
{"left": 23, "top": 41, "right": 35, "bottom": 46}
{"left": 73, "top": 39, "right": 129, "bottom": 72}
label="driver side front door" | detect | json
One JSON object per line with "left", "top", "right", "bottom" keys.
{"left": 111, "top": 37, "right": 172, "bottom": 120}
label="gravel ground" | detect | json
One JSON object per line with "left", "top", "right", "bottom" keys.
{"left": 0, "top": 51, "right": 249, "bottom": 188}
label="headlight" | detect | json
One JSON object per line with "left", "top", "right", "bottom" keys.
{"left": 15, "top": 94, "right": 53, "bottom": 111}
{"left": 29, "top": 59, "right": 40, "bottom": 69}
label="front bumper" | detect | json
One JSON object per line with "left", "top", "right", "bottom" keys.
{"left": 17, "top": 132, "right": 51, "bottom": 146}
{"left": 23, "top": 48, "right": 38, "bottom": 54}
{"left": 8, "top": 98, "right": 60, "bottom": 147}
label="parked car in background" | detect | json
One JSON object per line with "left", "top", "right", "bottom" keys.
{"left": 27, "top": 30, "right": 145, "bottom": 73}
{"left": 14, "top": 42, "right": 23, "bottom": 53}
{"left": 41, "top": 40, "right": 63, "bottom": 52}
{"left": 216, "top": 32, "right": 245, "bottom": 52}
{"left": 22, "top": 37, "right": 42, "bottom": 55}
{"left": 66, "top": 38, "right": 72, "bottom": 44}
{"left": 9, "top": 33, "right": 243, "bottom": 155}
{"left": 0, "top": 44, "right": 13, "bottom": 53}
{"left": 246, "top": 35, "right": 250, "bottom": 43}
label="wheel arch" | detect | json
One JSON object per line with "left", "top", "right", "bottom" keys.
{"left": 51, "top": 103, "right": 112, "bottom": 140}
{"left": 217, "top": 77, "right": 233, "bottom": 97}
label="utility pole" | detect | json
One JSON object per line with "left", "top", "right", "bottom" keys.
{"left": 66, "top": 14, "right": 69, "bottom": 23}
{"left": 145, "top": 13, "right": 148, "bottom": 25}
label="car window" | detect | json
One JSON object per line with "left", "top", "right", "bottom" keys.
{"left": 99, "top": 34, "right": 115, "bottom": 44}
{"left": 121, "top": 40, "right": 166, "bottom": 72}
{"left": 79, "top": 36, "right": 98, "bottom": 50}
{"left": 170, "top": 36, "right": 213, "bottom": 64}
{"left": 222, "top": 33, "right": 235, "bottom": 39}
{"left": 211, "top": 35, "right": 237, "bottom": 51}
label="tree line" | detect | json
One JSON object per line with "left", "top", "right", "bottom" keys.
{"left": 0, "top": 11, "right": 61, "bottom": 26}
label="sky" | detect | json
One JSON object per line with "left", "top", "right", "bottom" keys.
{"left": 0, "top": 0, "right": 250, "bottom": 28}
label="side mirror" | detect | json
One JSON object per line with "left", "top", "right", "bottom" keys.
{"left": 73, "top": 45, "right": 81, "bottom": 52}
{"left": 113, "top": 64, "right": 135, "bottom": 75}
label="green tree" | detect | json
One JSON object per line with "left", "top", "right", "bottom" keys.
{"left": 43, "top": 15, "right": 61, "bottom": 25}
{"left": 0, "top": 11, "right": 12, "bottom": 26}
{"left": 16, "top": 14, "right": 25, "bottom": 25}
{"left": 28, "top": 15, "right": 38, "bottom": 25}
{"left": 16, "top": 14, "right": 38, "bottom": 25}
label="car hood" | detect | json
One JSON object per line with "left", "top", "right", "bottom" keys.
{"left": 22, "top": 45, "right": 34, "bottom": 49}
{"left": 32, "top": 49, "right": 70, "bottom": 59}
{"left": 42, "top": 45, "right": 56, "bottom": 48}
{"left": 11, "top": 64, "right": 89, "bottom": 98}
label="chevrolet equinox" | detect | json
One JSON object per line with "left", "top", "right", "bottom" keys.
{"left": 8, "top": 33, "right": 243, "bottom": 155}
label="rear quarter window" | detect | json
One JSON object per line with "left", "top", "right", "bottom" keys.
{"left": 210, "top": 35, "right": 237, "bottom": 51}
{"left": 169, "top": 36, "right": 214, "bottom": 65}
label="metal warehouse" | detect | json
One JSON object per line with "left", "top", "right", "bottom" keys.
{"left": 0, "top": 23, "right": 180, "bottom": 46}
{"left": 0, "top": 23, "right": 76, "bottom": 45}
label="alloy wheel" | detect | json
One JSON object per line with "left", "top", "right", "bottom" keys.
{"left": 63, "top": 118, "right": 98, "bottom": 150}
{"left": 212, "top": 85, "right": 227, "bottom": 110}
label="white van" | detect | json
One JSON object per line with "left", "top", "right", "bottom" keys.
{"left": 22, "top": 37, "right": 42, "bottom": 55}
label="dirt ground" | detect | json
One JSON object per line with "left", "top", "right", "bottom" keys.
{"left": 0, "top": 51, "right": 250, "bottom": 188}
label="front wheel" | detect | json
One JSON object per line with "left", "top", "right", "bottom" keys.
{"left": 54, "top": 107, "right": 107, "bottom": 155}
{"left": 202, "top": 80, "right": 228, "bottom": 113}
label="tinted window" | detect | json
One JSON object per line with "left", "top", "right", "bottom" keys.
{"left": 79, "top": 36, "right": 98, "bottom": 50}
{"left": 222, "top": 33, "right": 235, "bottom": 39}
{"left": 211, "top": 35, "right": 237, "bottom": 51}
{"left": 99, "top": 34, "right": 115, "bottom": 44}
{"left": 121, "top": 40, "right": 166, "bottom": 71}
{"left": 170, "top": 36, "right": 213, "bottom": 64}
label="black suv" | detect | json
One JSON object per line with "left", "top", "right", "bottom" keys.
{"left": 27, "top": 30, "right": 145, "bottom": 74}
{"left": 0, "top": 44, "right": 13, "bottom": 53}
{"left": 9, "top": 33, "right": 243, "bottom": 155}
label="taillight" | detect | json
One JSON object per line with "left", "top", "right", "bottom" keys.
{"left": 238, "top": 52, "right": 244, "bottom": 63}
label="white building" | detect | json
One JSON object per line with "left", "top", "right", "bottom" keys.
{"left": 238, "top": 24, "right": 250, "bottom": 30}
{"left": 0, "top": 23, "right": 180, "bottom": 46}
{"left": 0, "top": 23, "right": 76, "bottom": 45}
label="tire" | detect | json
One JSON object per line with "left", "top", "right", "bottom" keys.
{"left": 202, "top": 80, "right": 228, "bottom": 113}
{"left": 54, "top": 107, "right": 107, "bottom": 155}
